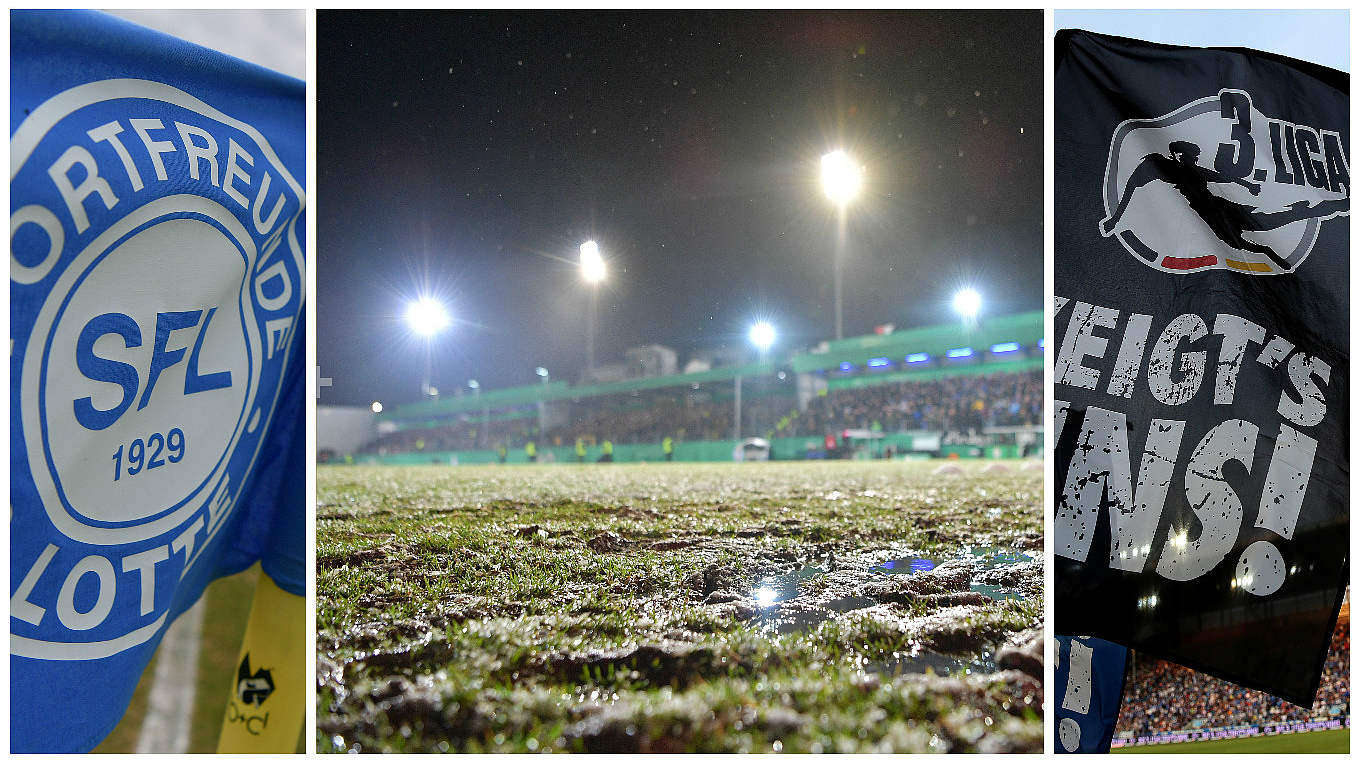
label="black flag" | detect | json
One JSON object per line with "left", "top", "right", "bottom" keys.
{"left": 1054, "top": 29, "right": 1348, "bottom": 707}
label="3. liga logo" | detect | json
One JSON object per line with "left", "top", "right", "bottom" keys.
{"left": 10, "top": 80, "right": 303, "bottom": 659}
{"left": 1099, "top": 89, "right": 1349, "bottom": 274}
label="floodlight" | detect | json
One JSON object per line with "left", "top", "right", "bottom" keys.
{"left": 371, "top": 401, "right": 383, "bottom": 413}
{"left": 405, "top": 297, "right": 450, "bottom": 337}
{"left": 749, "top": 321, "right": 775, "bottom": 351}
{"left": 535, "top": 366, "right": 549, "bottom": 378}
{"left": 953, "top": 288, "right": 982, "bottom": 320}
{"left": 468, "top": 379, "right": 480, "bottom": 390}
{"left": 820, "top": 150, "right": 863, "bottom": 206}
{"left": 580, "top": 240, "right": 606, "bottom": 283}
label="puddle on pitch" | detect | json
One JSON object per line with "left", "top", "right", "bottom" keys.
{"left": 744, "top": 547, "right": 1033, "bottom": 674}
{"left": 872, "top": 548, "right": 1033, "bottom": 601}
{"left": 747, "top": 567, "right": 876, "bottom": 634}
{"left": 751, "top": 566, "right": 825, "bottom": 608}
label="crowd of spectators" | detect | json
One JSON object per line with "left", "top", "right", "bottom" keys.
{"left": 553, "top": 393, "right": 789, "bottom": 445}
{"left": 1115, "top": 621, "right": 1349, "bottom": 738}
{"left": 782, "top": 369, "right": 1042, "bottom": 437}
{"left": 359, "top": 413, "right": 537, "bottom": 455}
{"left": 554, "top": 397, "right": 727, "bottom": 445}
{"left": 364, "top": 368, "right": 1041, "bottom": 455}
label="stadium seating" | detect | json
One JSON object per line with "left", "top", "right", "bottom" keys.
{"left": 783, "top": 370, "right": 1041, "bottom": 438}
{"left": 365, "top": 368, "right": 1041, "bottom": 455}
{"left": 1115, "top": 621, "right": 1349, "bottom": 740}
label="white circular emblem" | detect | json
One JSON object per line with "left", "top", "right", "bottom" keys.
{"left": 11, "top": 79, "right": 304, "bottom": 660}
{"left": 1100, "top": 89, "right": 1349, "bottom": 275}
{"left": 34, "top": 205, "right": 258, "bottom": 536}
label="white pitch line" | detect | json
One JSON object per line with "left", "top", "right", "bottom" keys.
{"left": 135, "top": 600, "right": 207, "bottom": 754}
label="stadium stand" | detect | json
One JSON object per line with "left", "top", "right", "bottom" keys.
{"left": 783, "top": 371, "right": 1041, "bottom": 439}
{"left": 363, "top": 369, "right": 1040, "bottom": 455}
{"left": 1113, "top": 614, "right": 1349, "bottom": 747}
{"left": 342, "top": 311, "right": 1043, "bottom": 462}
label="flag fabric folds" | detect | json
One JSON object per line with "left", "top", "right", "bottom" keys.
{"left": 10, "top": 10, "right": 305, "bottom": 751}
{"left": 1054, "top": 29, "right": 1348, "bottom": 707}
{"left": 1054, "top": 636, "right": 1128, "bottom": 754}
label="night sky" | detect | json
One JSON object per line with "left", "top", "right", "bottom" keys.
{"left": 317, "top": 10, "right": 1043, "bottom": 407}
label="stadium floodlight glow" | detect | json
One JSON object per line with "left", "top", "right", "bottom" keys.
{"left": 821, "top": 150, "right": 862, "bottom": 341}
{"left": 905, "top": 352, "right": 930, "bottom": 364}
{"left": 535, "top": 366, "right": 549, "bottom": 378}
{"left": 580, "top": 241, "right": 606, "bottom": 377}
{"left": 1037, "top": 338, "right": 1046, "bottom": 350}
{"left": 371, "top": 401, "right": 383, "bottom": 414}
{"left": 866, "top": 357, "right": 891, "bottom": 368}
{"left": 405, "top": 297, "right": 451, "bottom": 337}
{"left": 945, "top": 347, "right": 974, "bottom": 359}
{"left": 579, "top": 240, "right": 606, "bottom": 283}
{"left": 952, "top": 288, "right": 982, "bottom": 321}
{"left": 468, "top": 379, "right": 480, "bottom": 390}
{"left": 990, "top": 342, "right": 1021, "bottom": 354}
{"left": 820, "top": 150, "right": 863, "bottom": 207}
{"left": 748, "top": 321, "right": 776, "bottom": 351}
{"left": 838, "top": 361, "right": 854, "bottom": 372}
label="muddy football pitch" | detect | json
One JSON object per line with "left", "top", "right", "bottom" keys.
{"left": 316, "top": 460, "right": 1043, "bottom": 752}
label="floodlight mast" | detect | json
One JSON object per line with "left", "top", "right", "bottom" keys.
{"left": 579, "top": 241, "right": 606, "bottom": 283}
{"left": 736, "top": 321, "right": 778, "bottom": 446}
{"left": 820, "top": 151, "right": 863, "bottom": 207}
{"left": 820, "top": 151, "right": 863, "bottom": 341}
{"left": 405, "top": 297, "right": 450, "bottom": 398}
{"left": 749, "top": 321, "right": 775, "bottom": 353}
{"left": 953, "top": 288, "right": 982, "bottom": 324}
{"left": 535, "top": 367, "right": 549, "bottom": 443}
{"left": 580, "top": 241, "right": 606, "bottom": 379}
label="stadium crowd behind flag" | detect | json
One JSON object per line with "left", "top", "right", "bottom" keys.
{"left": 1054, "top": 636, "right": 1128, "bottom": 754}
{"left": 10, "top": 10, "right": 305, "bottom": 751}
{"left": 1054, "top": 29, "right": 1349, "bottom": 707}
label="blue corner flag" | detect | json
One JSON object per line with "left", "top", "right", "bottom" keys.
{"left": 10, "top": 10, "right": 305, "bottom": 752}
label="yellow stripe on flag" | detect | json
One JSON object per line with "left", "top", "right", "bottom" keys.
{"left": 217, "top": 568, "right": 304, "bottom": 753}
{"left": 1225, "top": 259, "right": 1273, "bottom": 272}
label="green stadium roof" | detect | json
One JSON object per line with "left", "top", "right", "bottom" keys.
{"left": 385, "top": 310, "right": 1041, "bottom": 423}
{"left": 790, "top": 310, "right": 1041, "bottom": 373}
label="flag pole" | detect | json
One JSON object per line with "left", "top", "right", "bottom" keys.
{"left": 216, "top": 565, "right": 305, "bottom": 752}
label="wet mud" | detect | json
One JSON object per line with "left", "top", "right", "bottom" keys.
{"left": 316, "top": 462, "right": 1043, "bottom": 752}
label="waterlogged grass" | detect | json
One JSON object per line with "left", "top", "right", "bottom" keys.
{"left": 316, "top": 460, "right": 1043, "bottom": 752}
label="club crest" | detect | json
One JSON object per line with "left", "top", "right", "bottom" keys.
{"left": 11, "top": 79, "right": 304, "bottom": 660}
